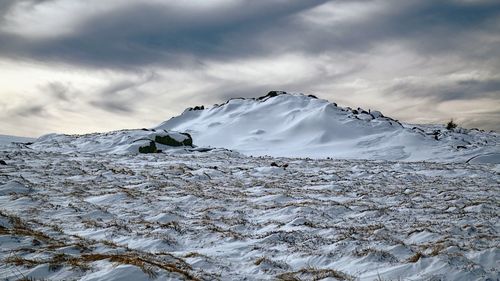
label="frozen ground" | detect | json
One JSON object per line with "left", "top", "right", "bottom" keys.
{"left": 0, "top": 144, "right": 498, "bottom": 280}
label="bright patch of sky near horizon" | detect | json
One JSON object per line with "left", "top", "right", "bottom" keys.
{"left": 0, "top": 0, "right": 499, "bottom": 137}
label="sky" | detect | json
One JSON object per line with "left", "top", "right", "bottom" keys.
{"left": 1, "top": 0, "right": 499, "bottom": 137}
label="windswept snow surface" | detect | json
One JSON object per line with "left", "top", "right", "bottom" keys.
{"left": 156, "top": 93, "right": 499, "bottom": 162}
{"left": 0, "top": 134, "right": 35, "bottom": 147}
{"left": 1, "top": 146, "right": 499, "bottom": 280}
{"left": 29, "top": 129, "right": 193, "bottom": 154}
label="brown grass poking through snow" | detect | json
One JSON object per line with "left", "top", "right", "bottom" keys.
{"left": 276, "top": 267, "right": 355, "bottom": 281}
{"left": 4, "top": 252, "right": 200, "bottom": 280}
{"left": 407, "top": 252, "right": 423, "bottom": 263}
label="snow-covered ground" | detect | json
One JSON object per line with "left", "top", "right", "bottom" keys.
{"left": 1, "top": 144, "right": 498, "bottom": 280}
{"left": 157, "top": 92, "right": 499, "bottom": 163}
{"left": 0, "top": 134, "right": 35, "bottom": 146}
{"left": 0, "top": 92, "right": 498, "bottom": 280}
{"left": 29, "top": 129, "right": 193, "bottom": 155}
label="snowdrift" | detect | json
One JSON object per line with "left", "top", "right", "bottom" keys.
{"left": 29, "top": 129, "right": 194, "bottom": 154}
{"left": 157, "top": 92, "right": 499, "bottom": 162}
{"left": 0, "top": 134, "right": 35, "bottom": 147}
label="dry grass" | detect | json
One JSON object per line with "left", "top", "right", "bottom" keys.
{"left": 4, "top": 256, "right": 41, "bottom": 268}
{"left": 183, "top": 252, "right": 208, "bottom": 259}
{"left": 407, "top": 252, "right": 423, "bottom": 263}
{"left": 0, "top": 211, "right": 55, "bottom": 243}
{"left": 276, "top": 267, "right": 355, "bottom": 281}
{"left": 160, "top": 221, "right": 183, "bottom": 232}
{"left": 352, "top": 247, "right": 398, "bottom": 263}
{"left": 254, "top": 256, "right": 268, "bottom": 266}
{"left": 4, "top": 252, "right": 199, "bottom": 280}
{"left": 429, "top": 244, "right": 445, "bottom": 256}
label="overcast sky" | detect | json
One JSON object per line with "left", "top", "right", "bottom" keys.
{"left": 1, "top": 0, "right": 499, "bottom": 137}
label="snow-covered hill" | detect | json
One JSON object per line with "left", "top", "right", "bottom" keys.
{"left": 27, "top": 129, "right": 196, "bottom": 155}
{"left": 0, "top": 134, "right": 35, "bottom": 147}
{"left": 157, "top": 92, "right": 499, "bottom": 163}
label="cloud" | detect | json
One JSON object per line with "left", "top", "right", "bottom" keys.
{"left": 88, "top": 72, "right": 159, "bottom": 113}
{"left": 41, "top": 81, "right": 72, "bottom": 101}
{"left": 14, "top": 104, "right": 48, "bottom": 117}
{"left": 389, "top": 77, "right": 500, "bottom": 102}
{"left": 1, "top": 0, "right": 498, "bottom": 68}
{"left": 0, "top": 0, "right": 499, "bottom": 135}
{"left": 0, "top": 0, "right": 331, "bottom": 68}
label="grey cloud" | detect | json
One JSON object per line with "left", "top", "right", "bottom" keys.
{"left": 89, "top": 100, "right": 134, "bottom": 113}
{"left": 14, "top": 105, "right": 48, "bottom": 117}
{"left": 0, "top": 0, "right": 55, "bottom": 22}
{"left": 0, "top": 0, "right": 17, "bottom": 20}
{"left": 389, "top": 78, "right": 500, "bottom": 102}
{"left": 1, "top": 0, "right": 499, "bottom": 70}
{"left": 444, "top": 79, "right": 500, "bottom": 101}
{"left": 0, "top": 0, "right": 330, "bottom": 68}
{"left": 459, "top": 110, "right": 500, "bottom": 132}
{"left": 41, "top": 82, "right": 72, "bottom": 101}
{"left": 89, "top": 73, "right": 158, "bottom": 113}
{"left": 7, "top": 81, "right": 79, "bottom": 119}
{"left": 0, "top": 0, "right": 497, "bottom": 78}
{"left": 280, "top": 0, "right": 500, "bottom": 59}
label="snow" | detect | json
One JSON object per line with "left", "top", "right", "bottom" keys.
{"left": 0, "top": 145, "right": 498, "bottom": 280}
{"left": 0, "top": 181, "right": 31, "bottom": 196}
{"left": 0, "top": 134, "right": 35, "bottom": 150}
{"left": 29, "top": 129, "right": 192, "bottom": 154}
{"left": 156, "top": 93, "right": 499, "bottom": 163}
{"left": 0, "top": 93, "right": 498, "bottom": 280}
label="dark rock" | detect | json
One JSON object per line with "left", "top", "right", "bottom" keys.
{"left": 257, "top": 91, "right": 287, "bottom": 100}
{"left": 191, "top": 105, "right": 205, "bottom": 111}
{"left": 154, "top": 132, "right": 192, "bottom": 147}
{"left": 155, "top": 135, "right": 184, "bottom": 147}
{"left": 0, "top": 160, "right": 7, "bottom": 165}
{"left": 432, "top": 131, "right": 440, "bottom": 141}
{"left": 270, "top": 162, "right": 279, "bottom": 167}
{"left": 358, "top": 108, "right": 369, "bottom": 114}
{"left": 180, "top": 133, "right": 193, "bottom": 146}
{"left": 139, "top": 141, "right": 157, "bottom": 153}
{"left": 308, "top": 94, "right": 318, "bottom": 99}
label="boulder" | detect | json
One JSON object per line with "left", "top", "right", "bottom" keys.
{"left": 138, "top": 141, "right": 157, "bottom": 153}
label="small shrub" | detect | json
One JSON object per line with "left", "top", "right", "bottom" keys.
{"left": 446, "top": 119, "right": 457, "bottom": 130}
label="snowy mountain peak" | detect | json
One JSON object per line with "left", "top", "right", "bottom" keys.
{"left": 156, "top": 92, "right": 499, "bottom": 162}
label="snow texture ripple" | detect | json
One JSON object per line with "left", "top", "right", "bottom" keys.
{"left": 0, "top": 146, "right": 498, "bottom": 280}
